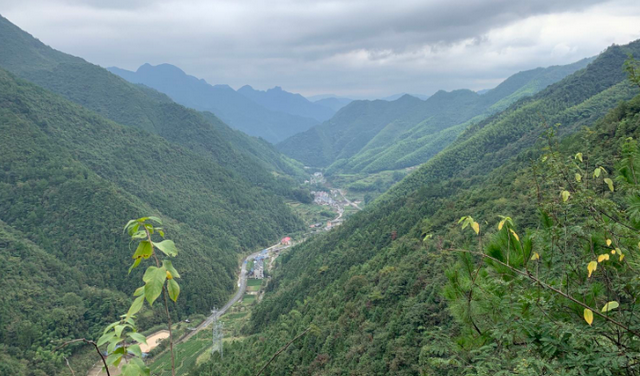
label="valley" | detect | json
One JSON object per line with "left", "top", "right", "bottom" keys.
{"left": 2, "top": 5, "right": 640, "bottom": 376}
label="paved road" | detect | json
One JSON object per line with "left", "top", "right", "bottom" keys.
{"left": 179, "top": 249, "right": 262, "bottom": 343}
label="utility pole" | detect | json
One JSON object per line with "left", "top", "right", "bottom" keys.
{"left": 211, "top": 307, "right": 224, "bottom": 358}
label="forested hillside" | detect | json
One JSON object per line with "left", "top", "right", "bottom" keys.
{"left": 0, "top": 17, "right": 311, "bottom": 375}
{"left": 190, "top": 42, "right": 640, "bottom": 375}
{"left": 108, "top": 64, "right": 318, "bottom": 143}
{"left": 0, "top": 15, "right": 305, "bottom": 190}
{"left": 278, "top": 58, "right": 592, "bottom": 173}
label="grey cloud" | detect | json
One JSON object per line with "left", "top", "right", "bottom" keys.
{"left": 0, "top": 0, "right": 638, "bottom": 97}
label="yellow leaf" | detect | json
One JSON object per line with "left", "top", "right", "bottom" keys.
{"left": 530, "top": 252, "right": 540, "bottom": 261}
{"left": 510, "top": 229, "right": 520, "bottom": 242}
{"left": 471, "top": 222, "right": 480, "bottom": 235}
{"left": 498, "top": 219, "right": 505, "bottom": 230}
{"left": 166, "top": 270, "right": 173, "bottom": 280}
{"left": 598, "top": 254, "right": 609, "bottom": 262}
{"left": 575, "top": 173, "right": 581, "bottom": 182}
{"left": 611, "top": 250, "right": 616, "bottom": 254}
{"left": 606, "top": 239, "right": 612, "bottom": 246}
{"left": 584, "top": 308, "right": 594, "bottom": 326}
{"left": 575, "top": 153, "right": 583, "bottom": 162}
{"left": 604, "top": 178, "right": 614, "bottom": 192}
{"left": 602, "top": 301, "right": 619, "bottom": 312}
{"left": 620, "top": 254, "right": 625, "bottom": 261}
{"left": 587, "top": 261, "right": 598, "bottom": 278}
{"left": 561, "top": 190, "right": 570, "bottom": 202}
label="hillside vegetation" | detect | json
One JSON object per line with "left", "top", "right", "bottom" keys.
{"left": 278, "top": 58, "right": 592, "bottom": 174}
{"left": 190, "top": 42, "right": 640, "bottom": 376}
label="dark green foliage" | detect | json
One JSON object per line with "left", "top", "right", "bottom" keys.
{"left": 0, "top": 65, "right": 303, "bottom": 374}
{"left": 189, "top": 43, "right": 640, "bottom": 375}
{"left": 278, "top": 59, "right": 592, "bottom": 174}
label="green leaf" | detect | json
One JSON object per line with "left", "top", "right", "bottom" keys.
{"left": 168, "top": 279, "right": 180, "bottom": 302}
{"left": 127, "top": 344, "right": 142, "bottom": 357}
{"left": 155, "top": 240, "right": 178, "bottom": 257}
{"left": 604, "top": 178, "right": 614, "bottom": 192}
{"left": 103, "top": 321, "right": 119, "bottom": 334}
{"left": 575, "top": 173, "right": 582, "bottom": 182}
{"left": 147, "top": 216, "right": 162, "bottom": 224}
{"left": 131, "top": 230, "right": 146, "bottom": 240}
{"left": 162, "top": 260, "right": 181, "bottom": 279}
{"left": 124, "top": 220, "right": 139, "bottom": 235}
{"left": 602, "top": 301, "right": 620, "bottom": 312}
{"left": 561, "top": 190, "right": 570, "bottom": 202}
{"left": 114, "top": 324, "right": 126, "bottom": 338}
{"left": 143, "top": 266, "right": 167, "bottom": 306}
{"left": 133, "top": 286, "right": 144, "bottom": 296}
{"left": 132, "top": 241, "right": 153, "bottom": 260}
{"left": 575, "top": 152, "right": 583, "bottom": 162}
{"left": 129, "top": 257, "right": 142, "bottom": 274}
{"left": 128, "top": 332, "right": 148, "bottom": 345}
{"left": 106, "top": 353, "right": 123, "bottom": 367}
{"left": 127, "top": 295, "right": 144, "bottom": 318}
{"left": 593, "top": 167, "right": 601, "bottom": 178}
{"left": 97, "top": 333, "right": 115, "bottom": 347}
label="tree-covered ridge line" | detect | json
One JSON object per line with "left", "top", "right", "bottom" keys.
{"left": 0, "top": 15, "right": 305, "bottom": 193}
{"left": 187, "top": 51, "right": 640, "bottom": 375}
{"left": 277, "top": 57, "right": 593, "bottom": 175}
{"left": 0, "top": 64, "right": 303, "bottom": 375}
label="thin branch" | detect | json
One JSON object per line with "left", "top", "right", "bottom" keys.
{"left": 445, "top": 248, "right": 640, "bottom": 338}
{"left": 143, "top": 226, "right": 176, "bottom": 376}
{"left": 255, "top": 327, "right": 311, "bottom": 376}
{"left": 64, "top": 357, "right": 76, "bottom": 376}
{"left": 55, "top": 339, "right": 110, "bottom": 376}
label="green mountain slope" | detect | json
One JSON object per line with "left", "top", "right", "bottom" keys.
{"left": 189, "top": 41, "right": 640, "bottom": 376}
{"left": 108, "top": 64, "right": 318, "bottom": 143}
{"left": 0, "top": 65, "right": 303, "bottom": 374}
{"left": 0, "top": 15, "right": 301, "bottom": 191}
{"left": 278, "top": 58, "right": 592, "bottom": 174}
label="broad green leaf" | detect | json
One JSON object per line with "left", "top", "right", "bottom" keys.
{"left": 128, "top": 257, "right": 142, "bottom": 274}
{"left": 147, "top": 216, "right": 162, "bottom": 224}
{"left": 127, "top": 344, "right": 142, "bottom": 357}
{"left": 575, "top": 152, "right": 583, "bottom": 162}
{"left": 131, "top": 230, "right": 146, "bottom": 240}
{"left": 575, "top": 173, "right": 582, "bottom": 182}
{"left": 133, "top": 286, "right": 144, "bottom": 296}
{"left": 162, "top": 260, "right": 181, "bottom": 279}
{"left": 114, "top": 324, "right": 126, "bottom": 338}
{"left": 155, "top": 240, "right": 178, "bottom": 257}
{"left": 128, "top": 332, "right": 148, "bottom": 345}
{"left": 587, "top": 261, "right": 598, "bottom": 278}
{"left": 168, "top": 279, "right": 180, "bottom": 302}
{"left": 143, "top": 266, "right": 167, "bottom": 306}
{"left": 584, "top": 308, "right": 594, "bottom": 326}
{"left": 561, "top": 190, "right": 570, "bottom": 202}
{"left": 132, "top": 241, "right": 153, "bottom": 260}
{"left": 107, "top": 338, "right": 123, "bottom": 354}
{"left": 127, "top": 295, "right": 144, "bottom": 318}
{"left": 106, "top": 353, "right": 123, "bottom": 367}
{"left": 602, "top": 301, "right": 619, "bottom": 312}
{"left": 103, "top": 321, "right": 119, "bottom": 334}
{"left": 604, "top": 178, "right": 614, "bottom": 192}
{"left": 97, "top": 332, "right": 115, "bottom": 347}
{"left": 593, "top": 168, "right": 602, "bottom": 178}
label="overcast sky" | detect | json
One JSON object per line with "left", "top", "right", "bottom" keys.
{"left": 2, "top": 0, "right": 640, "bottom": 99}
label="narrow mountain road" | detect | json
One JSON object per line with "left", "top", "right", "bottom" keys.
{"left": 178, "top": 249, "right": 262, "bottom": 343}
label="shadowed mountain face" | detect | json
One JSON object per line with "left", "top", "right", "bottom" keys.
{"left": 108, "top": 64, "right": 318, "bottom": 143}
{"left": 238, "top": 85, "right": 336, "bottom": 122}
{"left": 277, "top": 57, "right": 594, "bottom": 173}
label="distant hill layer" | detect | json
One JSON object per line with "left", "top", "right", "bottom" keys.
{"left": 278, "top": 58, "right": 594, "bottom": 173}
{"left": 238, "top": 85, "right": 336, "bottom": 122}
{"left": 108, "top": 64, "right": 318, "bottom": 143}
